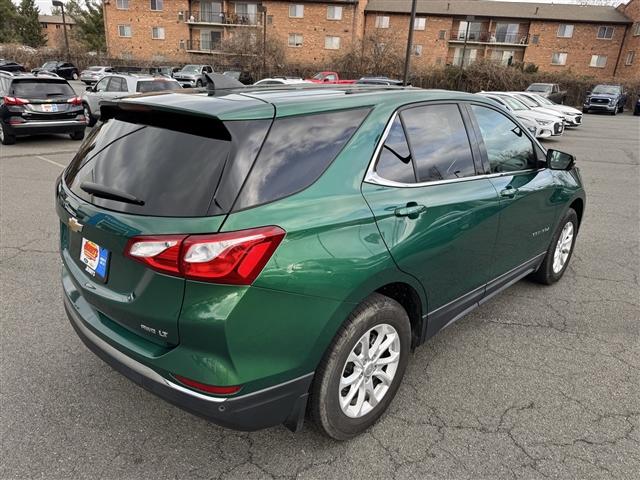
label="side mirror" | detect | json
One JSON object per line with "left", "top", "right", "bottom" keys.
{"left": 547, "top": 149, "right": 574, "bottom": 170}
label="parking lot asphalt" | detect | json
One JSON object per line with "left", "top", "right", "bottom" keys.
{"left": 1, "top": 109, "right": 639, "bottom": 480}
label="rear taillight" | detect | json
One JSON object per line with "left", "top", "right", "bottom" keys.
{"left": 173, "top": 375, "right": 242, "bottom": 395}
{"left": 124, "top": 226, "right": 285, "bottom": 285}
{"left": 3, "top": 96, "right": 28, "bottom": 106}
{"left": 67, "top": 96, "right": 82, "bottom": 106}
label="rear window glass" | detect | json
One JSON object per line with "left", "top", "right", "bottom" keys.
{"left": 11, "top": 80, "right": 74, "bottom": 98}
{"left": 64, "top": 117, "right": 269, "bottom": 217}
{"left": 233, "top": 108, "right": 370, "bottom": 210}
{"left": 136, "top": 80, "right": 182, "bottom": 93}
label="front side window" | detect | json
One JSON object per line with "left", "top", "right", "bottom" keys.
{"left": 590, "top": 54, "right": 607, "bottom": 68}
{"left": 107, "top": 77, "right": 127, "bottom": 92}
{"left": 150, "top": 0, "right": 163, "bottom": 11}
{"left": 401, "top": 104, "right": 476, "bottom": 183}
{"left": 289, "top": 4, "right": 304, "bottom": 18}
{"left": 597, "top": 25, "right": 614, "bottom": 39}
{"left": 375, "top": 16, "right": 390, "bottom": 28}
{"left": 557, "top": 24, "right": 574, "bottom": 38}
{"left": 95, "top": 77, "right": 109, "bottom": 92}
{"left": 551, "top": 52, "right": 567, "bottom": 65}
{"left": 471, "top": 105, "right": 536, "bottom": 173}
{"left": 234, "top": 108, "right": 370, "bottom": 210}
{"left": 152, "top": 26, "right": 165, "bottom": 39}
{"left": 414, "top": 17, "right": 426, "bottom": 30}
{"left": 118, "top": 24, "right": 132, "bottom": 37}
{"left": 325, "top": 36, "right": 341, "bottom": 50}
{"left": 327, "top": 6, "right": 342, "bottom": 20}
{"left": 375, "top": 116, "right": 415, "bottom": 183}
{"left": 288, "top": 33, "right": 303, "bottom": 47}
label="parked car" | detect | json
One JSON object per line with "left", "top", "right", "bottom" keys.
{"left": 478, "top": 92, "right": 565, "bottom": 138}
{"left": 634, "top": 97, "right": 640, "bottom": 116}
{"left": 0, "top": 71, "right": 85, "bottom": 145}
{"left": 0, "top": 59, "right": 26, "bottom": 73}
{"left": 306, "top": 71, "right": 356, "bottom": 84}
{"left": 517, "top": 92, "right": 583, "bottom": 127}
{"left": 57, "top": 86, "right": 585, "bottom": 439}
{"left": 31, "top": 61, "right": 80, "bottom": 80}
{"left": 253, "top": 77, "right": 309, "bottom": 86}
{"left": 173, "top": 64, "right": 214, "bottom": 87}
{"left": 500, "top": 92, "right": 569, "bottom": 125}
{"left": 356, "top": 77, "right": 405, "bottom": 86}
{"left": 583, "top": 84, "right": 627, "bottom": 115}
{"left": 223, "top": 70, "right": 254, "bottom": 85}
{"left": 525, "top": 83, "right": 567, "bottom": 104}
{"left": 80, "top": 66, "right": 114, "bottom": 84}
{"left": 82, "top": 73, "right": 182, "bottom": 126}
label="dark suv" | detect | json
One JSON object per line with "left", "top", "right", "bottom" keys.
{"left": 58, "top": 86, "right": 585, "bottom": 439}
{"left": 0, "top": 72, "right": 86, "bottom": 144}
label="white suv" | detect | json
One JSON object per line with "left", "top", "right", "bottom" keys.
{"left": 82, "top": 73, "right": 181, "bottom": 126}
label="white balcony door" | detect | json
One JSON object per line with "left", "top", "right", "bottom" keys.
{"left": 201, "top": 1, "right": 222, "bottom": 23}
{"left": 235, "top": 3, "right": 258, "bottom": 24}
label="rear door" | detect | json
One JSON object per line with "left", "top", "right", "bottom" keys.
{"left": 362, "top": 103, "right": 501, "bottom": 336}
{"left": 58, "top": 112, "right": 272, "bottom": 346}
{"left": 468, "top": 103, "right": 560, "bottom": 282}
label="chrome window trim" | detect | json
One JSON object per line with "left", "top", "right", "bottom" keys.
{"left": 364, "top": 106, "right": 544, "bottom": 189}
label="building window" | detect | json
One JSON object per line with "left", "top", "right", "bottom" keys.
{"left": 152, "top": 26, "right": 165, "bottom": 39}
{"left": 118, "top": 24, "right": 132, "bottom": 37}
{"left": 289, "top": 4, "right": 304, "bottom": 18}
{"left": 596, "top": 25, "right": 614, "bottom": 39}
{"left": 557, "top": 24, "right": 574, "bottom": 38}
{"left": 531, "top": 34, "right": 539, "bottom": 44}
{"left": 590, "top": 54, "right": 607, "bottom": 68}
{"left": 267, "top": 15, "right": 273, "bottom": 25}
{"left": 438, "top": 30, "right": 446, "bottom": 40}
{"left": 375, "top": 16, "right": 389, "bottom": 28}
{"left": 412, "top": 44, "right": 423, "bottom": 56}
{"left": 288, "top": 33, "right": 303, "bottom": 47}
{"left": 414, "top": 17, "right": 426, "bottom": 30}
{"left": 327, "top": 6, "right": 342, "bottom": 20}
{"left": 116, "top": 0, "right": 129, "bottom": 9}
{"left": 634, "top": 22, "right": 640, "bottom": 36}
{"left": 625, "top": 51, "right": 635, "bottom": 65}
{"left": 179, "top": 39, "right": 185, "bottom": 49}
{"left": 150, "top": 0, "right": 163, "bottom": 11}
{"left": 551, "top": 52, "right": 567, "bottom": 65}
{"left": 325, "top": 36, "right": 341, "bottom": 50}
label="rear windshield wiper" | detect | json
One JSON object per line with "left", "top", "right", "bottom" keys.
{"left": 80, "top": 182, "right": 145, "bottom": 206}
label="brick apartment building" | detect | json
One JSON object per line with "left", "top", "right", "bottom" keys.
{"left": 39, "top": 15, "right": 76, "bottom": 48}
{"left": 102, "top": 0, "right": 639, "bottom": 79}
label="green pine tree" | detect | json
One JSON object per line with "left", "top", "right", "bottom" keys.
{"left": 0, "top": 0, "right": 19, "bottom": 43}
{"left": 68, "top": 0, "right": 106, "bottom": 52}
{"left": 18, "top": 0, "right": 47, "bottom": 47}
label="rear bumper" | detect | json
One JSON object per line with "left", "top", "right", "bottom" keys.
{"left": 5, "top": 119, "right": 86, "bottom": 136}
{"left": 64, "top": 294, "right": 313, "bottom": 432}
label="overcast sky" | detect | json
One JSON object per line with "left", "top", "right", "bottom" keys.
{"left": 18, "top": 0, "right": 630, "bottom": 16}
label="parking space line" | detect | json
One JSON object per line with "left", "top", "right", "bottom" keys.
{"left": 36, "top": 155, "right": 66, "bottom": 169}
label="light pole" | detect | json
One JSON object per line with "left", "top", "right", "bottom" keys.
{"left": 460, "top": 15, "right": 475, "bottom": 68}
{"left": 402, "top": 0, "right": 417, "bottom": 86}
{"left": 52, "top": 0, "right": 70, "bottom": 61}
{"left": 258, "top": 5, "right": 267, "bottom": 77}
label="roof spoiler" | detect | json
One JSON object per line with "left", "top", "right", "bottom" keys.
{"left": 204, "top": 72, "right": 244, "bottom": 96}
{"left": 100, "top": 102, "right": 231, "bottom": 141}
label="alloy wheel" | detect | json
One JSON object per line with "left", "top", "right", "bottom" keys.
{"left": 553, "top": 221, "right": 574, "bottom": 273}
{"left": 338, "top": 323, "right": 400, "bottom": 418}
{"left": 83, "top": 105, "right": 91, "bottom": 124}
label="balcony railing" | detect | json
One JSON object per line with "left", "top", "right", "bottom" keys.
{"left": 451, "top": 31, "right": 529, "bottom": 45}
{"left": 185, "top": 10, "right": 261, "bottom": 26}
{"left": 185, "top": 39, "right": 222, "bottom": 52}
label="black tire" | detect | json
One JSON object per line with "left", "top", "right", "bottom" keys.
{"left": 0, "top": 121, "right": 16, "bottom": 145}
{"left": 70, "top": 129, "right": 85, "bottom": 141}
{"left": 83, "top": 103, "right": 96, "bottom": 127}
{"left": 619, "top": 104, "right": 624, "bottom": 113}
{"left": 582, "top": 108, "right": 589, "bottom": 114}
{"left": 196, "top": 79, "right": 203, "bottom": 87}
{"left": 531, "top": 208, "right": 578, "bottom": 285}
{"left": 310, "top": 293, "right": 411, "bottom": 440}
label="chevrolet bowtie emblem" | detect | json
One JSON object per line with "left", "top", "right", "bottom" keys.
{"left": 68, "top": 217, "right": 83, "bottom": 233}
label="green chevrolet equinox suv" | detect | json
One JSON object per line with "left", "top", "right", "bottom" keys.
{"left": 57, "top": 86, "right": 585, "bottom": 440}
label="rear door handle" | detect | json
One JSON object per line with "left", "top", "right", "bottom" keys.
{"left": 394, "top": 203, "right": 427, "bottom": 219}
{"left": 499, "top": 186, "right": 518, "bottom": 198}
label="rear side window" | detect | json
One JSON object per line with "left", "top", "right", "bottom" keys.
{"left": 233, "top": 108, "right": 370, "bottom": 210}
{"left": 375, "top": 116, "right": 416, "bottom": 183}
{"left": 401, "top": 104, "right": 476, "bottom": 182}
{"left": 471, "top": 105, "right": 537, "bottom": 173}
{"left": 10, "top": 80, "right": 75, "bottom": 98}
{"left": 136, "top": 80, "right": 182, "bottom": 93}
{"left": 64, "top": 117, "right": 270, "bottom": 217}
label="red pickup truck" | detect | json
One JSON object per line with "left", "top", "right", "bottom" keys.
{"left": 306, "top": 71, "right": 356, "bottom": 84}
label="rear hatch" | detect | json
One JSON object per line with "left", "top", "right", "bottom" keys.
{"left": 58, "top": 100, "right": 273, "bottom": 346}
{"left": 10, "top": 78, "right": 79, "bottom": 119}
